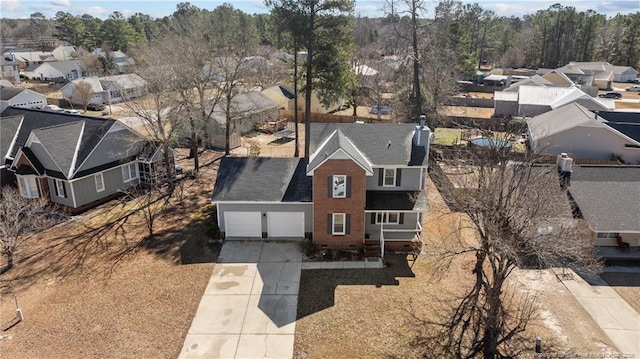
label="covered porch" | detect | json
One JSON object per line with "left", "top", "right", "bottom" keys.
{"left": 364, "top": 190, "right": 429, "bottom": 258}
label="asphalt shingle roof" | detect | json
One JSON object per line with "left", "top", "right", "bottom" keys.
{"left": 0, "top": 107, "right": 132, "bottom": 179}
{"left": 1, "top": 114, "right": 23, "bottom": 161}
{"left": 568, "top": 166, "right": 640, "bottom": 232}
{"left": 212, "top": 157, "right": 312, "bottom": 202}
{"left": 366, "top": 191, "right": 429, "bottom": 211}
{"left": 308, "top": 123, "right": 428, "bottom": 166}
{"left": 605, "top": 122, "right": 640, "bottom": 143}
{"left": 307, "top": 129, "right": 373, "bottom": 174}
{"left": 0, "top": 86, "right": 24, "bottom": 100}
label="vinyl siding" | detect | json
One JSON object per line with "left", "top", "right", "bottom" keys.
{"left": 48, "top": 178, "right": 74, "bottom": 207}
{"left": 366, "top": 167, "right": 423, "bottom": 191}
{"left": 72, "top": 165, "right": 137, "bottom": 207}
{"left": 365, "top": 212, "right": 420, "bottom": 235}
{"left": 217, "top": 203, "right": 313, "bottom": 233}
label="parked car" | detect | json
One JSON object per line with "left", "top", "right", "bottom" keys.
{"left": 86, "top": 103, "right": 106, "bottom": 111}
{"left": 626, "top": 78, "right": 640, "bottom": 84}
{"left": 43, "top": 104, "right": 63, "bottom": 112}
{"left": 598, "top": 92, "right": 622, "bottom": 99}
{"left": 625, "top": 85, "right": 640, "bottom": 92}
{"left": 369, "top": 105, "right": 391, "bottom": 115}
{"left": 63, "top": 109, "right": 80, "bottom": 115}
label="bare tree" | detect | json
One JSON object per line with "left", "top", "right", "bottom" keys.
{"left": 71, "top": 80, "right": 95, "bottom": 112}
{"left": 0, "top": 187, "right": 63, "bottom": 274}
{"left": 419, "top": 139, "right": 601, "bottom": 358}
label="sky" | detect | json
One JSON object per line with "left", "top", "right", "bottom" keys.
{"left": 0, "top": 0, "right": 638, "bottom": 19}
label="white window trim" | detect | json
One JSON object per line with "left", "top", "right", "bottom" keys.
{"left": 18, "top": 175, "right": 40, "bottom": 198}
{"left": 122, "top": 162, "right": 139, "bottom": 183}
{"left": 332, "top": 174, "right": 346, "bottom": 198}
{"left": 383, "top": 168, "right": 396, "bottom": 187}
{"left": 376, "top": 212, "right": 400, "bottom": 225}
{"left": 596, "top": 232, "right": 619, "bottom": 239}
{"left": 55, "top": 179, "right": 66, "bottom": 198}
{"left": 332, "top": 213, "right": 346, "bottom": 235}
{"left": 95, "top": 173, "right": 105, "bottom": 192}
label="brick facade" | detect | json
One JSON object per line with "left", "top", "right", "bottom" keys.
{"left": 313, "top": 159, "right": 366, "bottom": 249}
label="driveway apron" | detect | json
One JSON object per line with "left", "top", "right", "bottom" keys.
{"left": 179, "top": 241, "right": 302, "bottom": 359}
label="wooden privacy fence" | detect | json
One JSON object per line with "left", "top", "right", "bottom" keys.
{"left": 278, "top": 109, "right": 386, "bottom": 123}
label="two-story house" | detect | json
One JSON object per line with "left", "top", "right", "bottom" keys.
{"left": 211, "top": 121, "right": 432, "bottom": 256}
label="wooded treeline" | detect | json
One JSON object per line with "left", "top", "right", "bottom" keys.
{"left": 2, "top": 2, "right": 639, "bottom": 70}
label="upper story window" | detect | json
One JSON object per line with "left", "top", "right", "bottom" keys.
{"left": 383, "top": 168, "right": 396, "bottom": 187}
{"left": 332, "top": 175, "right": 346, "bottom": 198}
{"left": 122, "top": 162, "right": 138, "bottom": 183}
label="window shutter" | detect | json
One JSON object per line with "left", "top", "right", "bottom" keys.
{"left": 328, "top": 176, "right": 332, "bottom": 197}
{"left": 62, "top": 182, "right": 67, "bottom": 198}
{"left": 346, "top": 176, "right": 351, "bottom": 198}
{"left": 399, "top": 213, "right": 404, "bottom": 224}
{"left": 53, "top": 180, "right": 59, "bottom": 197}
{"left": 378, "top": 169, "right": 383, "bottom": 186}
{"left": 396, "top": 169, "right": 402, "bottom": 187}
{"left": 345, "top": 214, "right": 351, "bottom": 235}
{"left": 327, "top": 214, "right": 332, "bottom": 234}
{"left": 371, "top": 212, "right": 376, "bottom": 224}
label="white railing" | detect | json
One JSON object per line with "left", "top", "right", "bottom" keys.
{"left": 379, "top": 223, "right": 385, "bottom": 258}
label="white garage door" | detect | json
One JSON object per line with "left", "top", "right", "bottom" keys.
{"left": 224, "top": 212, "right": 262, "bottom": 237}
{"left": 268, "top": 212, "right": 305, "bottom": 237}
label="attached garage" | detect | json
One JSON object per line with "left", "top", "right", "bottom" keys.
{"left": 268, "top": 212, "right": 305, "bottom": 237}
{"left": 224, "top": 211, "right": 262, "bottom": 237}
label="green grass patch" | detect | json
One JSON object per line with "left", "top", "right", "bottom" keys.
{"left": 434, "top": 128, "right": 463, "bottom": 146}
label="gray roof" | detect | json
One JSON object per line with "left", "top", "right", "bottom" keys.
{"left": 0, "top": 107, "right": 136, "bottom": 179}
{"left": 1, "top": 114, "right": 23, "bottom": 160}
{"left": 210, "top": 92, "right": 279, "bottom": 125}
{"left": 46, "top": 60, "right": 80, "bottom": 74}
{"left": 605, "top": 122, "right": 640, "bottom": 143}
{"left": 308, "top": 123, "right": 428, "bottom": 166}
{"left": 595, "top": 111, "right": 640, "bottom": 124}
{"left": 568, "top": 166, "right": 640, "bottom": 232}
{"left": 212, "top": 157, "right": 312, "bottom": 202}
{"left": 307, "top": 129, "right": 373, "bottom": 174}
{"left": 527, "top": 103, "right": 607, "bottom": 140}
{"left": 366, "top": 191, "right": 429, "bottom": 211}
{"left": 0, "top": 86, "right": 24, "bottom": 100}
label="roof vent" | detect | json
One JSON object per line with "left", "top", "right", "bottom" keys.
{"left": 387, "top": 141, "right": 391, "bottom": 148}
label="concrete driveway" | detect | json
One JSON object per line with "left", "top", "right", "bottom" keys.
{"left": 179, "top": 240, "right": 302, "bottom": 359}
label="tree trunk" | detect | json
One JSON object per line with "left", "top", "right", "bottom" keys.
{"left": 294, "top": 40, "right": 300, "bottom": 158}
{"left": 189, "top": 116, "right": 199, "bottom": 172}
{"left": 0, "top": 251, "right": 14, "bottom": 275}
{"left": 411, "top": 1, "right": 422, "bottom": 121}
{"left": 304, "top": 5, "right": 315, "bottom": 159}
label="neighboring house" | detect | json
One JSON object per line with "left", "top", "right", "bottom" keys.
{"left": 92, "top": 48, "right": 130, "bottom": 74}
{"left": 527, "top": 103, "right": 640, "bottom": 164}
{"left": 212, "top": 121, "right": 432, "bottom": 256}
{"left": 51, "top": 45, "right": 76, "bottom": 61}
{"left": 567, "top": 166, "right": 640, "bottom": 248}
{"left": 1, "top": 55, "right": 20, "bottom": 84}
{"left": 290, "top": 90, "right": 343, "bottom": 114}
{"left": 2, "top": 50, "right": 53, "bottom": 69}
{"left": 60, "top": 74, "right": 147, "bottom": 104}
{"left": 556, "top": 61, "right": 638, "bottom": 87}
{"left": 22, "top": 60, "right": 83, "bottom": 81}
{"left": 0, "top": 107, "right": 176, "bottom": 211}
{"left": 261, "top": 85, "right": 295, "bottom": 110}
{"left": 203, "top": 91, "right": 280, "bottom": 149}
{"left": 0, "top": 87, "right": 47, "bottom": 112}
{"left": 494, "top": 84, "right": 612, "bottom": 117}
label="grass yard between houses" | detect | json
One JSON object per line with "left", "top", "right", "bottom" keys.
{"left": 293, "top": 177, "right": 619, "bottom": 358}
{"left": 0, "top": 151, "right": 222, "bottom": 359}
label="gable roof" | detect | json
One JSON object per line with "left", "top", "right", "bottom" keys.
{"left": 0, "top": 86, "right": 25, "bottom": 101}
{"left": 503, "top": 75, "right": 553, "bottom": 92}
{"left": 46, "top": 60, "right": 81, "bottom": 74}
{"left": 208, "top": 91, "right": 279, "bottom": 125}
{"left": 1, "top": 107, "right": 136, "bottom": 179}
{"left": 212, "top": 157, "right": 312, "bottom": 202}
{"left": 308, "top": 123, "right": 427, "bottom": 166}
{"left": 307, "top": 129, "right": 373, "bottom": 175}
{"left": 527, "top": 103, "right": 608, "bottom": 140}
{"left": 568, "top": 166, "right": 640, "bottom": 232}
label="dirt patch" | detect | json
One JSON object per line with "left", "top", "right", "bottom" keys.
{"left": 600, "top": 272, "right": 640, "bottom": 314}
{"left": 0, "top": 156, "right": 222, "bottom": 359}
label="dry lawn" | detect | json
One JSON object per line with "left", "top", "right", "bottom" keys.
{"left": 0, "top": 151, "right": 223, "bottom": 359}
{"left": 293, "top": 177, "right": 618, "bottom": 358}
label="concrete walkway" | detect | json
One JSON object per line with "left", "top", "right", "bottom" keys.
{"left": 179, "top": 241, "right": 302, "bottom": 359}
{"left": 562, "top": 270, "right": 640, "bottom": 355}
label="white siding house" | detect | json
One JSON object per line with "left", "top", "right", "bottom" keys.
{"left": 0, "top": 87, "right": 47, "bottom": 112}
